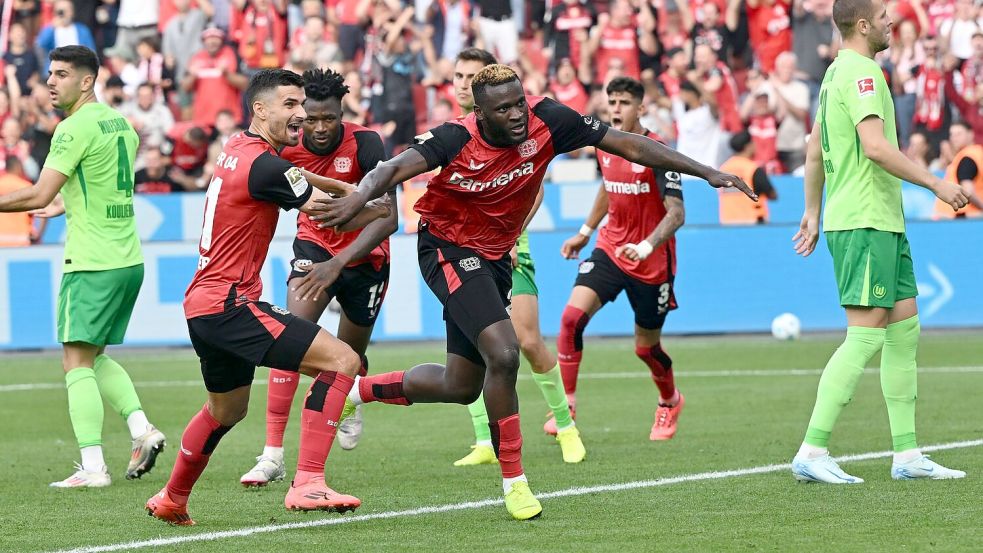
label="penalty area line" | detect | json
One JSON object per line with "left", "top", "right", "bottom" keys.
{"left": 51, "top": 438, "right": 983, "bottom": 553}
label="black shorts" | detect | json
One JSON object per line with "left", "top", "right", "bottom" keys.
{"left": 417, "top": 225, "right": 512, "bottom": 366}
{"left": 338, "top": 24, "right": 365, "bottom": 61}
{"left": 575, "top": 248, "right": 677, "bottom": 330}
{"left": 187, "top": 301, "right": 321, "bottom": 393}
{"left": 289, "top": 238, "right": 389, "bottom": 327}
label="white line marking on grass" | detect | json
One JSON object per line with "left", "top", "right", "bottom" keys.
{"left": 51, "top": 438, "right": 983, "bottom": 553}
{"left": 4, "top": 366, "right": 982, "bottom": 393}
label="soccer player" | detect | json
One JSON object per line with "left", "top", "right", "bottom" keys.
{"left": 790, "top": 0, "right": 969, "bottom": 484}
{"left": 552, "top": 77, "right": 687, "bottom": 441}
{"left": 239, "top": 68, "right": 394, "bottom": 487}
{"left": 446, "top": 48, "right": 586, "bottom": 467}
{"left": 306, "top": 64, "right": 754, "bottom": 520}
{"left": 145, "top": 69, "right": 390, "bottom": 525}
{"left": 0, "top": 46, "right": 165, "bottom": 488}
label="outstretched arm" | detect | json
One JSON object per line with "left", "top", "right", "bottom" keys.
{"left": 311, "top": 148, "right": 430, "bottom": 228}
{"left": 595, "top": 129, "right": 757, "bottom": 199}
{"left": 0, "top": 168, "right": 67, "bottom": 212}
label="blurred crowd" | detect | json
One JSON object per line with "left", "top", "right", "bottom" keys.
{"left": 1, "top": 0, "right": 983, "bottom": 246}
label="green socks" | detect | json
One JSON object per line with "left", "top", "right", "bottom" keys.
{"left": 467, "top": 393, "right": 492, "bottom": 444}
{"left": 804, "top": 326, "right": 886, "bottom": 448}
{"left": 93, "top": 354, "right": 143, "bottom": 419}
{"left": 65, "top": 367, "right": 103, "bottom": 449}
{"left": 532, "top": 364, "right": 574, "bottom": 430}
{"left": 881, "top": 315, "right": 920, "bottom": 452}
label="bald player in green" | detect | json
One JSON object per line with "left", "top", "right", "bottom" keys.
{"left": 790, "top": 0, "right": 969, "bottom": 484}
{"left": 0, "top": 46, "right": 165, "bottom": 487}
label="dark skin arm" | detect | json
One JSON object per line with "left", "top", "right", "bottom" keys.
{"left": 312, "top": 147, "right": 431, "bottom": 228}
{"left": 292, "top": 190, "right": 399, "bottom": 302}
{"left": 595, "top": 129, "right": 758, "bottom": 200}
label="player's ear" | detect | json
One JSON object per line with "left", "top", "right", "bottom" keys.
{"left": 252, "top": 100, "right": 267, "bottom": 121}
{"left": 80, "top": 71, "right": 95, "bottom": 93}
{"left": 473, "top": 104, "right": 484, "bottom": 122}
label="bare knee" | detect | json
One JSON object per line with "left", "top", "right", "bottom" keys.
{"left": 484, "top": 344, "right": 520, "bottom": 376}
{"left": 454, "top": 380, "right": 484, "bottom": 404}
{"left": 336, "top": 348, "right": 361, "bottom": 378}
{"left": 208, "top": 402, "right": 248, "bottom": 426}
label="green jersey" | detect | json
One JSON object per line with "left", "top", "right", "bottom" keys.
{"left": 44, "top": 102, "right": 142, "bottom": 272}
{"left": 516, "top": 230, "right": 531, "bottom": 256}
{"left": 817, "top": 48, "right": 904, "bottom": 233}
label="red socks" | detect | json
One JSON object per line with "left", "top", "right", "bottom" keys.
{"left": 357, "top": 371, "right": 411, "bottom": 405}
{"left": 265, "top": 368, "right": 299, "bottom": 448}
{"left": 165, "top": 405, "right": 232, "bottom": 505}
{"left": 635, "top": 343, "right": 676, "bottom": 402}
{"left": 557, "top": 305, "right": 590, "bottom": 396}
{"left": 294, "top": 371, "right": 355, "bottom": 485}
{"left": 490, "top": 414, "right": 524, "bottom": 478}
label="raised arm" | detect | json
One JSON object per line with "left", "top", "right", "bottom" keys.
{"left": 595, "top": 128, "right": 757, "bottom": 199}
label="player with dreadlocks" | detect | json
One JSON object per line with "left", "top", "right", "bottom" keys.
{"left": 239, "top": 67, "right": 395, "bottom": 488}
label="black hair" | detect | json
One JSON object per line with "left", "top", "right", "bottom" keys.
{"left": 606, "top": 76, "right": 645, "bottom": 102}
{"left": 729, "top": 130, "right": 753, "bottom": 153}
{"left": 244, "top": 68, "right": 305, "bottom": 115}
{"left": 456, "top": 47, "right": 497, "bottom": 67}
{"left": 679, "top": 80, "right": 701, "bottom": 96}
{"left": 302, "top": 67, "right": 349, "bottom": 102}
{"left": 49, "top": 45, "right": 99, "bottom": 76}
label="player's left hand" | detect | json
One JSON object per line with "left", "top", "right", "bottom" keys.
{"left": 792, "top": 213, "right": 819, "bottom": 257}
{"left": 706, "top": 171, "right": 758, "bottom": 201}
{"left": 510, "top": 245, "right": 519, "bottom": 268}
{"left": 615, "top": 241, "right": 653, "bottom": 261}
{"left": 312, "top": 191, "right": 367, "bottom": 229}
{"left": 291, "top": 258, "right": 345, "bottom": 302}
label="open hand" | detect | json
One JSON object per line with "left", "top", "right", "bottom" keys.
{"left": 706, "top": 170, "right": 758, "bottom": 201}
{"left": 792, "top": 213, "right": 819, "bottom": 257}
{"left": 561, "top": 234, "right": 590, "bottom": 259}
{"left": 311, "top": 191, "right": 367, "bottom": 229}
{"left": 290, "top": 258, "right": 344, "bottom": 302}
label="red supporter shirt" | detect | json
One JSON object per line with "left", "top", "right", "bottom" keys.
{"left": 335, "top": 0, "right": 367, "bottom": 25}
{"left": 595, "top": 130, "right": 682, "bottom": 284}
{"left": 595, "top": 25, "right": 641, "bottom": 83}
{"left": 187, "top": 45, "right": 243, "bottom": 128}
{"left": 184, "top": 132, "right": 313, "bottom": 319}
{"left": 550, "top": 80, "right": 589, "bottom": 115}
{"left": 748, "top": 113, "right": 778, "bottom": 166}
{"left": 914, "top": 66, "right": 946, "bottom": 131}
{"left": 166, "top": 122, "right": 209, "bottom": 172}
{"left": 232, "top": 4, "right": 288, "bottom": 68}
{"left": 409, "top": 96, "right": 609, "bottom": 259}
{"left": 707, "top": 61, "right": 742, "bottom": 133}
{"left": 282, "top": 124, "right": 390, "bottom": 270}
{"left": 747, "top": 0, "right": 792, "bottom": 74}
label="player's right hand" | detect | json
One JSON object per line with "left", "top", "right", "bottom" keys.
{"left": 934, "top": 179, "right": 970, "bottom": 211}
{"left": 312, "top": 191, "right": 366, "bottom": 229}
{"left": 561, "top": 234, "right": 589, "bottom": 259}
{"left": 291, "top": 258, "right": 344, "bottom": 302}
{"left": 706, "top": 170, "right": 758, "bottom": 202}
{"left": 792, "top": 213, "right": 819, "bottom": 257}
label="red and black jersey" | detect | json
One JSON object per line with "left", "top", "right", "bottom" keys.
{"left": 283, "top": 124, "right": 389, "bottom": 270}
{"left": 184, "top": 131, "right": 313, "bottom": 319}
{"left": 410, "top": 96, "right": 609, "bottom": 259}
{"left": 595, "top": 130, "right": 683, "bottom": 284}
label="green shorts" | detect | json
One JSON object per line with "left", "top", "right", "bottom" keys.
{"left": 825, "top": 229, "right": 917, "bottom": 308}
{"left": 57, "top": 264, "right": 144, "bottom": 346}
{"left": 511, "top": 252, "right": 538, "bottom": 297}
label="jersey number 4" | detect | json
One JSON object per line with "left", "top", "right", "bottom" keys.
{"left": 116, "top": 137, "right": 133, "bottom": 197}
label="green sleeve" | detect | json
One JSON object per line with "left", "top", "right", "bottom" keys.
{"left": 43, "top": 119, "right": 90, "bottom": 178}
{"left": 844, "top": 64, "right": 888, "bottom": 126}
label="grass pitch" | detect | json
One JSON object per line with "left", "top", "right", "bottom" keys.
{"left": 1, "top": 332, "right": 981, "bottom": 552}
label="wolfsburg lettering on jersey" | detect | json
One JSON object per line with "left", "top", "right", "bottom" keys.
{"left": 97, "top": 118, "right": 130, "bottom": 135}
{"left": 450, "top": 162, "right": 534, "bottom": 191}
{"left": 604, "top": 180, "right": 651, "bottom": 195}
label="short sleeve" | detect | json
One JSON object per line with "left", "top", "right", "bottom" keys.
{"left": 957, "top": 156, "right": 978, "bottom": 182}
{"left": 43, "top": 120, "right": 89, "bottom": 178}
{"left": 407, "top": 122, "right": 472, "bottom": 171}
{"left": 354, "top": 130, "right": 386, "bottom": 173}
{"left": 843, "top": 63, "right": 888, "bottom": 126}
{"left": 534, "top": 97, "right": 609, "bottom": 154}
{"left": 247, "top": 151, "right": 313, "bottom": 210}
{"left": 752, "top": 166, "right": 775, "bottom": 197}
{"left": 655, "top": 168, "right": 683, "bottom": 200}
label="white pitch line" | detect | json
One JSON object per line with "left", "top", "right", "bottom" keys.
{"left": 50, "top": 438, "right": 983, "bottom": 553}
{"left": 3, "top": 366, "right": 982, "bottom": 394}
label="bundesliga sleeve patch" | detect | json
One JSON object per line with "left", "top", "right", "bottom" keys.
{"left": 856, "top": 77, "right": 875, "bottom": 97}
{"left": 284, "top": 166, "right": 310, "bottom": 197}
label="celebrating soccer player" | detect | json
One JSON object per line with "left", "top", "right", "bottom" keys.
{"left": 440, "top": 48, "right": 586, "bottom": 468}
{"left": 0, "top": 46, "right": 166, "bottom": 488}
{"left": 146, "top": 69, "right": 390, "bottom": 525}
{"left": 239, "top": 68, "right": 394, "bottom": 487}
{"left": 790, "top": 0, "right": 969, "bottom": 484}
{"left": 309, "top": 64, "right": 754, "bottom": 520}
{"left": 553, "top": 77, "right": 687, "bottom": 442}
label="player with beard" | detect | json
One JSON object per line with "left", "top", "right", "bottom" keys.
{"left": 146, "top": 69, "right": 391, "bottom": 525}
{"left": 239, "top": 68, "right": 394, "bottom": 487}
{"left": 306, "top": 64, "right": 755, "bottom": 520}
{"left": 552, "top": 76, "right": 687, "bottom": 442}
